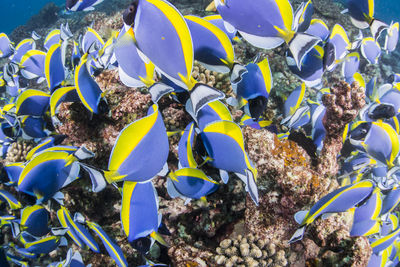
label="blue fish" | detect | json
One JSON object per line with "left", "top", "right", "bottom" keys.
{"left": 290, "top": 180, "right": 375, "bottom": 243}
{"left": 370, "top": 226, "right": 400, "bottom": 253}
{"left": 292, "top": 0, "right": 314, "bottom": 33}
{"left": 49, "top": 86, "right": 80, "bottom": 124}
{"left": 324, "top": 24, "right": 350, "bottom": 71}
{"left": 24, "top": 236, "right": 63, "bottom": 254}
{"left": 360, "top": 37, "right": 381, "bottom": 64}
{"left": 45, "top": 43, "right": 65, "bottom": 92}
{"left": 342, "top": 52, "right": 360, "bottom": 81}
{"left": 15, "top": 89, "right": 50, "bottom": 116}
{"left": 384, "top": 22, "right": 399, "bottom": 53}
{"left": 71, "top": 40, "right": 81, "bottom": 69}
{"left": 3, "top": 162, "right": 24, "bottom": 185}
{"left": 25, "top": 135, "right": 67, "bottom": 161}
{"left": 0, "top": 33, "right": 14, "bottom": 58}
{"left": 381, "top": 187, "right": 400, "bottom": 215}
{"left": 44, "top": 29, "right": 60, "bottom": 51}
{"left": 283, "top": 83, "right": 306, "bottom": 118}
{"left": 11, "top": 39, "right": 36, "bottom": 64}
{"left": 200, "top": 120, "right": 258, "bottom": 203}
{"left": 214, "top": 0, "right": 321, "bottom": 69}
{"left": 167, "top": 167, "right": 219, "bottom": 200}
{"left": 85, "top": 221, "right": 128, "bottom": 267}
{"left": 66, "top": 0, "right": 105, "bottom": 12}
{"left": 305, "top": 19, "right": 330, "bottom": 41}
{"left": 82, "top": 27, "right": 104, "bottom": 54}
{"left": 203, "top": 14, "right": 237, "bottom": 41}
{"left": 178, "top": 122, "right": 197, "bottom": 168}
{"left": 20, "top": 116, "right": 49, "bottom": 139}
{"left": 184, "top": 15, "right": 234, "bottom": 73}
{"left": 0, "top": 189, "right": 22, "bottom": 210}
{"left": 195, "top": 100, "right": 232, "bottom": 131}
{"left": 20, "top": 205, "right": 50, "bottom": 237}
{"left": 105, "top": 104, "right": 169, "bottom": 183}
{"left": 19, "top": 50, "right": 46, "bottom": 80}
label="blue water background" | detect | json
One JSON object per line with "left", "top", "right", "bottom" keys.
{"left": 0, "top": 0, "right": 64, "bottom": 35}
{"left": 0, "top": 0, "right": 399, "bottom": 35}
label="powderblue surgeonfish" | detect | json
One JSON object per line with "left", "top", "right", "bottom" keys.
{"left": 66, "top": 0, "right": 105, "bottom": 12}
{"left": 0, "top": 33, "right": 14, "bottom": 59}
{"left": 3, "top": 163, "right": 24, "bottom": 185}
{"left": 20, "top": 116, "right": 49, "bottom": 139}
{"left": 104, "top": 104, "right": 169, "bottom": 183}
{"left": 81, "top": 27, "right": 104, "bottom": 54}
{"left": 324, "top": 24, "right": 350, "bottom": 71}
{"left": 342, "top": 52, "right": 360, "bottom": 82}
{"left": 114, "top": 26, "right": 156, "bottom": 88}
{"left": 200, "top": 120, "right": 258, "bottom": 204}
{"left": 283, "top": 83, "right": 306, "bottom": 118}
{"left": 24, "top": 235, "right": 64, "bottom": 254}
{"left": 25, "top": 135, "right": 67, "bottom": 161}
{"left": 44, "top": 29, "right": 60, "bottom": 51}
{"left": 11, "top": 38, "right": 36, "bottom": 64}
{"left": 0, "top": 189, "right": 22, "bottom": 210}
{"left": 49, "top": 86, "right": 80, "bottom": 123}
{"left": 370, "top": 226, "right": 400, "bottom": 254}
{"left": 19, "top": 50, "right": 46, "bottom": 80}
{"left": 289, "top": 180, "right": 375, "bottom": 243}
{"left": 292, "top": 0, "right": 314, "bottom": 33}
{"left": 20, "top": 205, "right": 50, "bottom": 237}
{"left": 177, "top": 122, "right": 197, "bottom": 168}
{"left": 195, "top": 99, "right": 232, "bottom": 131}
{"left": 305, "top": 19, "right": 330, "bottom": 41}
{"left": 184, "top": 15, "right": 234, "bottom": 73}
{"left": 231, "top": 57, "right": 273, "bottom": 119}
{"left": 349, "top": 121, "right": 399, "bottom": 167}
{"left": 360, "top": 37, "right": 381, "bottom": 64}
{"left": 167, "top": 167, "right": 219, "bottom": 201}
{"left": 45, "top": 43, "right": 65, "bottom": 93}
{"left": 17, "top": 146, "right": 91, "bottom": 202}
{"left": 122, "top": 0, "right": 225, "bottom": 116}
{"left": 15, "top": 89, "right": 50, "bottom": 116}
{"left": 74, "top": 51, "right": 107, "bottom": 114}
{"left": 384, "top": 22, "right": 399, "bottom": 53}
{"left": 287, "top": 44, "right": 324, "bottom": 88}
{"left": 85, "top": 220, "right": 128, "bottom": 267}
{"left": 381, "top": 187, "right": 400, "bottom": 215}
{"left": 213, "top": 0, "right": 321, "bottom": 70}
{"left": 121, "top": 181, "right": 162, "bottom": 245}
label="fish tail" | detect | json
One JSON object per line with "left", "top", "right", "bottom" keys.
{"left": 150, "top": 231, "right": 168, "bottom": 247}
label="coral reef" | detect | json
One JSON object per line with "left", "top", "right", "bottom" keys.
{"left": 5, "top": 140, "right": 34, "bottom": 164}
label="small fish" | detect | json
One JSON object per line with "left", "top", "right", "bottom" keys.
{"left": 45, "top": 43, "right": 65, "bottom": 92}
{"left": 354, "top": 187, "right": 382, "bottom": 223}
{"left": 305, "top": 19, "right": 330, "bottom": 41}
{"left": 384, "top": 22, "right": 399, "bottom": 53}
{"left": 48, "top": 248, "right": 86, "bottom": 267}
{"left": 184, "top": 15, "right": 234, "bottom": 73}
{"left": 292, "top": 0, "right": 314, "bottom": 33}
{"left": 360, "top": 37, "right": 381, "bottom": 64}
{"left": 349, "top": 121, "right": 399, "bottom": 167}
{"left": 105, "top": 104, "right": 169, "bottom": 183}
{"left": 200, "top": 120, "right": 258, "bottom": 204}
{"left": 19, "top": 50, "right": 46, "bottom": 80}
{"left": 85, "top": 221, "right": 128, "bottom": 267}
{"left": 283, "top": 83, "right": 307, "bottom": 118}
{"left": 342, "top": 52, "right": 360, "bottom": 81}
{"left": 239, "top": 114, "right": 273, "bottom": 130}
{"left": 214, "top": 0, "right": 321, "bottom": 70}
{"left": 281, "top": 105, "right": 311, "bottom": 130}
{"left": 71, "top": 40, "right": 82, "bottom": 69}
{"left": 287, "top": 44, "right": 324, "bottom": 88}
{"left": 56, "top": 206, "right": 88, "bottom": 249}
{"left": 121, "top": 181, "right": 160, "bottom": 246}
{"left": 310, "top": 103, "right": 326, "bottom": 152}
{"left": 15, "top": 89, "right": 50, "bottom": 116}
{"left": 11, "top": 38, "right": 36, "bottom": 64}
{"left": 82, "top": 27, "right": 104, "bottom": 54}
{"left": 167, "top": 167, "right": 219, "bottom": 200}
{"left": 44, "top": 29, "right": 61, "bottom": 51}
{"left": 0, "top": 189, "right": 22, "bottom": 210}
{"left": 3, "top": 162, "right": 24, "bottom": 185}
{"left": 20, "top": 116, "right": 49, "bottom": 139}
{"left": 290, "top": 180, "right": 375, "bottom": 243}
{"left": 350, "top": 219, "right": 380, "bottom": 237}
{"left": 25, "top": 135, "right": 67, "bottom": 161}
{"left": 20, "top": 205, "right": 50, "bottom": 237}
{"left": 24, "top": 236, "right": 64, "bottom": 254}
{"left": 177, "top": 122, "right": 197, "bottom": 168}
{"left": 370, "top": 226, "right": 400, "bottom": 254}
{"left": 0, "top": 33, "right": 15, "bottom": 58}
{"left": 231, "top": 57, "right": 273, "bottom": 120}
{"left": 381, "top": 187, "right": 400, "bottom": 215}
{"left": 74, "top": 52, "right": 108, "bottom": 114}
{"left": 66, "top": 0, "right": 105, "bottom": 12}
{"left": 114, "top": 26, "right": 156, "bottom": 88}
{"left": 324, "top": 24, "right": 351, "bottom": 71}
{"left": 194, "top": 99, "right": 232, "bottom": 131}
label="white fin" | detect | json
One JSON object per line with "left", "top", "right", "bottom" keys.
{"left": 73, "top": 146, "right": 95, "bottom": 160}
{"left": 59, "top": 236, "right": 68, "bottom": 246}
{"left": 235, "top": 172, "right": 247, "bottom": 185}
{"left": 185, "top": 99, "right": 196, "bottom": 122}
{"left": 226, "top": 96, "right": 239, "bottom": 107}
{"left": 51, "top": 116, "right": 62, "bottom": 127}
{"left": 79, "top": 163, "right": 106, "bottom": 192}
{"left": 20, "top": 69, "right": 38, "bottom": 80}
{"left": 341, "top": 8, "right": 349, "bottom": 14}
{"left": 118, "top": 66, "right": 145, "bottom": 87}
{"left": 289, "top": 33, "right": 321, "bottom": 70}
{"left": 230, "top": 63, "right": 247, "bottom": 85}
{"left": 184, "top": 198, "right": 192, "bottom": 205}
{"left": 370, "top": 19, "right": 389, "bottom": 40}
{"left": 246, "top": 169, "right": 259, "bottom": 206}
{"left": 136, "top": 47, "right": 150, "bottom": 64}
{"left": 350, "top": 17, "right": 369, "bottom": 29}
{"left": 321, "top": 212, "right": 335, "bottom": 220}
{"left": 83, "top": 6, "right": 95, "bottom": 11}
{"left": 223, "top": 21, "right": 236, "bottom": 34}
{"left": 52, "top": 191, "right": 65, "bottom": 205}
{"left": 166, "top": 178, "right": 183, "bottom": 199}
{"left": 73, "top": 212, "right": 86, "bottom": 224}
{"left": 10, "top": 221, "right": 20, "bottom": 238}
{"left": 149, "top": 83, "right": 174, "bottom": 103}
{"left": 288, "top": 226, "right": 306, "bottom": 243}
{"left": 294, "top": 210, "right": 308, "bottom": 224}
{"left": 198, "top": 61, "right": 230, "bottom": 73}
{"left": 219, "top": 169, "right": 229, "bottom": 184}
{"left": 157, "top": 162, "right": 169, "bottom": 177}
{"left": 51, "top": 227, "right": 69, "bottom": 236}
{"left": 61, "top": 162, "right": 80, "bottom": 188}
{"left": 31, "top": 31, "right": 41, "bottom": 40}
{"left": 190, "top": 83, "right": 225, "bottom": 116}
{"left": 36, "top": 77, "right": 46, "bottom": 84}
{"left": 239, "top": 31, "right": 284, "bottom": 49}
